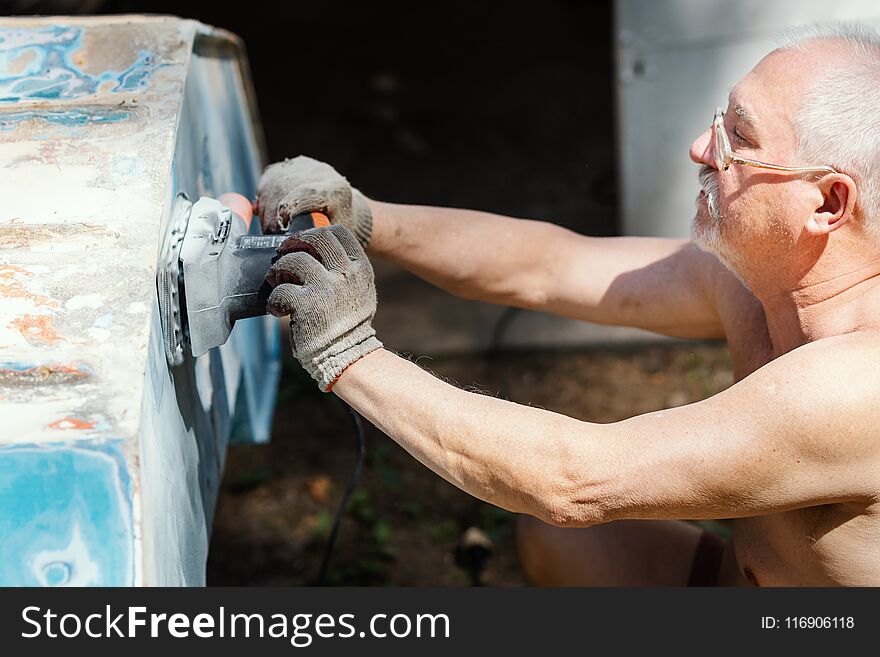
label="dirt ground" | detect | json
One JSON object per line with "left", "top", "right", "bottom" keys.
{"left": 206, "top": 341, "right": 734, "bottom": 586}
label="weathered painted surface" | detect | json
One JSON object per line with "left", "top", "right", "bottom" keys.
{"left": 0, "top": 16, "right": 278, "bottom": 586}
{"left": 0, "top": 440, "right": 134, "bottom": 586}
{"left": 0, "top": 25, "right": 167, "bottom": 102}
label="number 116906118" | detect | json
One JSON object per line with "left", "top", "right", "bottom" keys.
{"left": 761, "top": 616, "right": 855, "bottom": 630}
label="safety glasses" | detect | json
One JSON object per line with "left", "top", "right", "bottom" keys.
{"left": 712, "top": 107, "right": 837, "bottom": 175}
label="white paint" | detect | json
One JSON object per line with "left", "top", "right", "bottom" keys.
{"left": 194, "top": 351, "right": 213, "bottom": 413}
{"left": 65, "top": 293, "right": 104, "bottom": 310}
{"left": 218, "top": 340, "right": 240, "bottom": 415}
{"left": 0, "top": 396, "right": 91, "bottom": 442}
{"left": 87, "top": 327, "right": 111, "bottom": 342}
{"left": 93, "top": 312, "right": 114, "bottom": 329}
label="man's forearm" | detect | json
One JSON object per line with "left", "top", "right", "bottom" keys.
{"left": 332, "top": 348, "right": 608, "bottom": 526}
{"left": 366, "top": 199, "right": 570, "bottom": 308}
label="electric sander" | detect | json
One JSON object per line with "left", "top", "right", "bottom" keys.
{"left": 158, "top": 192, "right": 328, "bottom": 367}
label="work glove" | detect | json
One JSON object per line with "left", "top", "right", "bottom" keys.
{"left": 266, "top": 224, "right": 382, "bottom": 391}
{"left": 254, "top": 155, "right": 374, "bottom": 246}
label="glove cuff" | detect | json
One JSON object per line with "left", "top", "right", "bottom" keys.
{"left": 307, "top": 323, "right": 382, "bottom": 392}
{"left": 351, "top": 188, "right": 374, "bottom": 247}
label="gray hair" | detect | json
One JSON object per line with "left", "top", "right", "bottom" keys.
{"left": 779, "top": 23, "right": 880, "bottom": 236}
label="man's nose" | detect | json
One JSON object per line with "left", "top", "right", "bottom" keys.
{"left": 689, "top": 128, "right": 714, "bottom": 167}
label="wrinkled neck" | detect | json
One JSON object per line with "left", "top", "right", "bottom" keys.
{"left": 758, "top": 260, "right": 880, "bottom": 355}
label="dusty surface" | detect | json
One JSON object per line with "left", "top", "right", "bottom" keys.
{"left": 207, "top": 342, "right": 734, "bottom": 586}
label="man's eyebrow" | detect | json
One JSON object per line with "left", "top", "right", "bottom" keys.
{"left": 726, "top": 88, "right": 759, "bottom": 127}
{"left": 733, "top": 104, "right": 758, "bottom": 128}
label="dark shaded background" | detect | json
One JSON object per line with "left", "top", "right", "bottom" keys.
{"left": 100, "top": 0, "right": 619, "bottom": 234}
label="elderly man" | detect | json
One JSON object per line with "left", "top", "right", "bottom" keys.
{"left": 254, "top": 25, "right": 880, "bottom": 586}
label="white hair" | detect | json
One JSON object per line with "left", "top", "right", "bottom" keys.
{"left": 779, "top": 23, "right": 880, "bottom": 237}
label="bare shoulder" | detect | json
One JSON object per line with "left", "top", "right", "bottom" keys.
{"left": 686, "top": 249, "right": 773, "bottom": 377}
{"left": 605, "top": 327, "right": 880, "bottom": 518}
{"left": 737, "top": 332, "right": 880, "bottom": 466}
{"left": 768, "top": 331, "right": 880, "bottom": 383}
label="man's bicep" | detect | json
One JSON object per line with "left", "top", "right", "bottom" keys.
{"left": 595, "top": 343, "right": 880, "bottom": 521}
{"left": 542, "top": 236, "right": 728, "bottom": 339}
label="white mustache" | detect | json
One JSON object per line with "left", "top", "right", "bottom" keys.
{"left": 698, "top": 165, "right": 721, "bottom": 221}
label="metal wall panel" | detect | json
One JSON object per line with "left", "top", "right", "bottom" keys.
{"left": 615, "top": 0, "right": 880, "bottom": 237}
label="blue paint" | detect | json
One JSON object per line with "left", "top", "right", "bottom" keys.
{"left": 0, "top": 360, "right": 94, "bottom": 374}
{"left": 114, "top": 51, "right": 160, "bottom": 92}
{"left": 109, "top": 154, "right": 144, "bottom": 184}
{"left": 94, "top": 312, "right": 114, "bottom": 329}
{"left": 0, "top": 440, "right": 135, "bottom": 586}
{"left": 0, "top": 107, "right": 133, "bottom": 131}
{"left": 230, "top": 317, "right": 280, "bottom": 445}
{"left": 43, "top": 561, "right": 72, "bottom": 586}
{"left": 0, "top": 25, "right": 166, "bottom": 103}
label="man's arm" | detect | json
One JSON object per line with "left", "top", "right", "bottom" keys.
{"left": 334, "top": 340, "right": 880, "bottom": 526}
{"left": 253, "top": 157, "right": 733, "bottom": 341}
{"left": 368, "top": 200, "right": 730, "bottom": 339}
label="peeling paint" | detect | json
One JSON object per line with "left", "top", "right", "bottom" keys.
{"left": 0, "top": 220, "right": 121, "bottom": 250}
{"left": 93, "top": 312, "right": 113, "bottom": 328}
{"left": 10, "top": 313, "right": 61, "bottom": 345}
{"left": 0, "top": 361, "right": 92, "bottom": 387}
{"left": 0, "top": 280, "right": 59, "bottom": 307}
{"left": 0, "top": 107, "right": 134, "bottom": 131}
{"left": 0, "top": 16, "right": 276, "bottom": 586}
{"left": 0, "top": 263, "right": 31, "bottom": 277}
{"left": 0, "top": 25, "right": 166, "bottom": 103}
{"left": 48, "top": 416, "right": 95, "bottom": 430}
{"left": 0, "top": 440, "right": 135, "bottom": 586}
{"left": 65, "top": 293, "right": 104, "bottom": 310}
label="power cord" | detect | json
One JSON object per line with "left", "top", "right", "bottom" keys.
{"left": 315, "top": 398, "right": 366, "bottom": 585}
{"left": 315, "top": 306, "right": 517, "bottom": 584}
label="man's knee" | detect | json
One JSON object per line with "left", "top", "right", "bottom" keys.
{"left": 516, "top": 515, "right": 707, "bottom": 586}
{"left": 516, "top": 514, "right": 560, "bottom": 585}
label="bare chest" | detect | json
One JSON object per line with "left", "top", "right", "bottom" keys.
{"left": 724, "top": 308, "right": 880, "bottom": 585}
{"left": 731, "top": 505, "right": 880, "bottom": 586}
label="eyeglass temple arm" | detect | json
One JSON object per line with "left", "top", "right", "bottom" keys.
{"left": 730, "top": 155, "right": 837, "bottom": 175}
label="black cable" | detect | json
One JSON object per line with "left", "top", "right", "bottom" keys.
{"left": 315, "top": 399, "right": 366, "bottom": 585}
{"left": 489, "top": 306, "right": 520, "bottom": 358}
{"left": 315, "top": 307, "right": 516, "bottom": 584}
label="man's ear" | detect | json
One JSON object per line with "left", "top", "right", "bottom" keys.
{"left": 804, "top": 174, "right": 857, "bottom": 235}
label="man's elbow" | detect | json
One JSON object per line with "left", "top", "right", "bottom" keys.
{"left": 532, "top": 478, "right": 618, "bottom": 528}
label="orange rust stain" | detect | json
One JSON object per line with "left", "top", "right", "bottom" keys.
{"left": 0, "top": 264, "right": 34, "bottom": 279}
{"left": 48, "top": 417, "right": 95, "bottom": 431}
{"left": 0, "top": 266, "right": 57, "bottom": 306}
{"left": 0, "top": 282, "right": 59, "bottom": 308}
{"left": 10, "top": 314, "right": 61, "bottom": 344}
{"left": 47, "top": 364, "right": 91, "bottom": 377}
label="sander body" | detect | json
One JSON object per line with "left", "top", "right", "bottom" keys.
{"left": 158, "top": 193, "right": 326, "bottom": 366}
